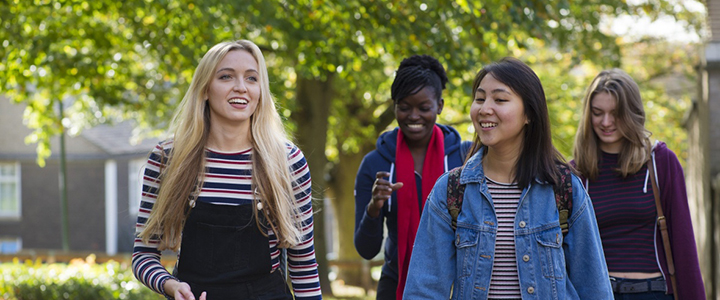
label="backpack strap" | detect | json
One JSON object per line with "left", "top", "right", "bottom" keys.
{"left": 447, "top": 164, "right": 573, "bottom": 236}
{"left": 554, "top": 164, "right": 573, "bottom": 236}
{"left": 446, "top": 166, "right": 465, "bottom": 230}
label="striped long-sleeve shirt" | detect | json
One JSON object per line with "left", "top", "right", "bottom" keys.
{"left": 587, "top": 151, "right": 659, "bottom": 273}
{"left": 486, "top": 178, "right": 522, "bottom": 299}
{"left": 132, "top": 140, "right": 322, "bottom": 299}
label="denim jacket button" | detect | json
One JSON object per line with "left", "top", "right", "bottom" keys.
{"left": 522, "top": 255, "right": 530, "bottom": 262}
{"left": 527, "top": 286, "right": 535, "bottom": 294}
{"left": 519, "top": 221, "right": 526, "bottom": 228}
{"left": 456, "top": 234, "right": 460, "bottom": 244}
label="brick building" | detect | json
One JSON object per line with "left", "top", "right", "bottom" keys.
{"left": 0, "top": 97, "right": 158, "bottom": 255}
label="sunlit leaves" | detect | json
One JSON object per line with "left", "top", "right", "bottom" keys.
{"left": 620, "top": 39, "right": 697, "bottom": 165}
{"left": 0, "top": 0, "right": 702, "bottom": 168}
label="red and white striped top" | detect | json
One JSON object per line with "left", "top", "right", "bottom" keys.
{"left": 132, "top": 140, "right": 321, "bottom": 299}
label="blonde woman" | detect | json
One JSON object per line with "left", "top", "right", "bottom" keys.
{"left": 132, "top": 40, "right": 321, "bottom": 300}
{"left": 573, "top": 69, "right": 704, "bottom": 299}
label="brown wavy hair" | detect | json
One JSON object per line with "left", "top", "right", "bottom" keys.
{"left": 573, "top": 69, "right": 651, "bottom": 181}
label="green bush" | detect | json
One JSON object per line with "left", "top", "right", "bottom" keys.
{"left": 0, "top": 255, "right": 163, "bottom": 300}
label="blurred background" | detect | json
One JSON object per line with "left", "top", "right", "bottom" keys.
{"left": 0, "top": 0, "right": 718, "bottom": 299}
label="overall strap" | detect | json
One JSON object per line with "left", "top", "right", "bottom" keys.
{"left": 647, "top": 159, "right": 679, "bottom": 300}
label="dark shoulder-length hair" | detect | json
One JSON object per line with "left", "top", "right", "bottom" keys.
{"left": 467, "top": 57, "right": 568, "bottom": 189}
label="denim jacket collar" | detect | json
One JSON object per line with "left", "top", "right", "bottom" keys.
{"left": 460, "top": 149, "right": 548, "bottom": 186}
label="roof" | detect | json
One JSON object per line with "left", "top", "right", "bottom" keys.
{"left": 80, "top": 121, "right": 160, "bottom": 155}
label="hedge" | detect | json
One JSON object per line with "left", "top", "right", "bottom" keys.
{"left": 0, "top": 255, "right": 163, "bottom": 300}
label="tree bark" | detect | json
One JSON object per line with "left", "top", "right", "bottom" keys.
{"left": 291, "top": 75, "right": 334, "bottom": 296}
{"left": 326, "top": 101, "right": 397, "bottom": 289}
{"left": 328, "top": 147, "right": 374, "bottom": 288}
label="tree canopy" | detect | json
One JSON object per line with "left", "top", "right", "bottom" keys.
{"left": 2, "top": 0, "right": 684, "bottom": 163}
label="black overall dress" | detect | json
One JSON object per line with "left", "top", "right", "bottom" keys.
{"left": 173, "top": 200, "right": 294, "bottom": 299}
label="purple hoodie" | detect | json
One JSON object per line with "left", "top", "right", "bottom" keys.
{"left": 650, "top": 141, "right": 705, "bottom": 298}
{"left": 574, "top": 141, "right": 705, "bottom": 299}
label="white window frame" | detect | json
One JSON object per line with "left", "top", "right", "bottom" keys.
{"left": 0, "top": 162, "right": 21, "bottom": 219}
{"left": 128, "top": 158, "right": 145, "bottom": 215}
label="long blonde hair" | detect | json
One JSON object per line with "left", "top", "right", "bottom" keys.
{"left": 573, "top": 69, "right": 651, "bottom": 181}
{"left": 139, "top": 40, "right": 302, "bottom": 251}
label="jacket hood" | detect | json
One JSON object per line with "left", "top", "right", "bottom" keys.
{"left": 375, "top": 124, "right": 464, "bottom": 162}
{"left": 651, "top": 140, "right": 667, "bottom": 154}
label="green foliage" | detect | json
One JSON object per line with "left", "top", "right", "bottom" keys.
{"left": 0, "top": 0, "right": 701, "bottom": 162}
{"left": 0, "top": 257, "right": 163, "bottom": 300}
{"left": 2, "top": 0, "right": 687, "bottom": 164}
{"left": 619, "top": 38, "right": 698, "bottom": 166}
{"left": 528, "top": 48, "right": 595, "bottom": 158}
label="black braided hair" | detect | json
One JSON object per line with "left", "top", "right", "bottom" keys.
{"left": 391, "top": 55, "right": 448, "bottom": 104}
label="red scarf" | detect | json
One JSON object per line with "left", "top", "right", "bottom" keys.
{"left": 395, "top": 125, "right": 445, "bottom": 299}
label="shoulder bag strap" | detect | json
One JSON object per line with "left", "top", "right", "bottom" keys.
{"left": 647, "top": 159, "right": 679, "bottom": 299}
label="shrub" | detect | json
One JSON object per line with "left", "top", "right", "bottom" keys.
{"left": 0, "top": 255, "right": 163, "bottom": 300}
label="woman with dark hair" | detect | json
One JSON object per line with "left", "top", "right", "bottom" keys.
{"left": 353, "top": 54, "right": 471, "bottom": 300}
{"left": 403, "top": 57, "right": 612, "bottom": 299}
{"left": 573, "top": 69, "right": 704, "bottom": 299}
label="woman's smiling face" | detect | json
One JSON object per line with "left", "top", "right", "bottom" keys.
{"left": 591, "top": 91, "right": 624, "bottom": 153}
{"left": 206, "top": 49, "right": 261, "bottom": 129}
{"left": 471, "top": 73, "right": 528, "bottom": 153}
{"left": 394, "top": 86, "right": 443, "bottom": 146}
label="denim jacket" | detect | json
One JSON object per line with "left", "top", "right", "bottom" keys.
{"left": 404, "top": 151, "right": 613, "bottom": 300}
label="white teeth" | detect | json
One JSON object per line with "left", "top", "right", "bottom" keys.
{"left": 228, "top": 98, "right": 248, "bottom": 104}
{"left": 407, "top": 124, "right": 423, "bottom": 129}
{"left": 480, "top": 122, "right": 497, "bottom": 128}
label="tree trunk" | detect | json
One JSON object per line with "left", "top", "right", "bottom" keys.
{"left": 291, "top": 75, "right": 334, "bottom": 296}
{"left": 328, "top": 148, "right": 373, "bottom": 289}
{"left": 58, "top": 100, "right": 70, "bottom": 251}
{"left": 327, "top": 101, "right": 396, "bottom": 290}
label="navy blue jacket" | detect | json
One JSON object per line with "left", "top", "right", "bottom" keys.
{"left": 353, "top": 124, "right": 471, "bottom": 281}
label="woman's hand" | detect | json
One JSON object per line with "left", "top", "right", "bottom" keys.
{"left": 164, "top": 279, "right": 207, "bottom": 300}
{"left": 368, "top": 171, "right": 404, "bottom": 218}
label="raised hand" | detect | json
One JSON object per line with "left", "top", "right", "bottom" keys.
{"left": 368, "top": 171, "right": 404, "bottom": 218}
